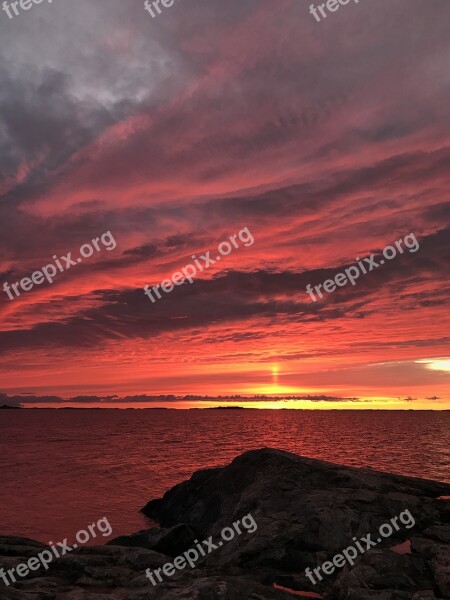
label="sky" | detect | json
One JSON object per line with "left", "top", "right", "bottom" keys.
{"left": 0, "top": 0, "right": 449, "bottom": 409}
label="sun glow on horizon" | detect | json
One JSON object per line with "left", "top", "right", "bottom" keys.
{"left": 24, "top": 395, "right": 447, "bottom": 410}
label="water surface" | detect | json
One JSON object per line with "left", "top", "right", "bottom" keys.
{"left": 1, "top": 410, "right": 448, "bottom": 543}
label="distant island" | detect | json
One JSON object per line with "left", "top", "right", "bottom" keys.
{"left": 0, "top": 404, "right": 21, "bottom": 409}
{"left": 207, "top": 406, "right": 249, "bottom": 410}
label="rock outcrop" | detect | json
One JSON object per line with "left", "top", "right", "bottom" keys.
{"left": 1, "top": 448, "right": 449, "bottom": 599}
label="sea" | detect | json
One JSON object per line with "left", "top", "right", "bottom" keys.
{"left": 1, "top": 409, "right": 449, "bottom": 544}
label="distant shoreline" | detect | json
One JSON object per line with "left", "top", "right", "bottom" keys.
{"left": 1, "top": 405, "right": 448, "bottom": 411}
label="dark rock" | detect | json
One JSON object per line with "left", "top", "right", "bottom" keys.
{"left": 1, "top": 448, "right": 449, "bottom": 599}
{"left": 331, "top": 549, "right": 435, "bottom": 597}
{"left": 141, "top": 448, "right": 450, "bottom": 597}
{"left": 126, "top": 576, "right": 294, "bottom": 599}
{"left": 422, "top": 525, "right": 450, "bottom": 544}
{"left": 107, "top": 523, "right": 198, "bottom": 556}
{"left": 411, "top": 593, "right": 437, "bottom": 600}
{"left": 429, "top": 545, "right": 450, "bottom": 597}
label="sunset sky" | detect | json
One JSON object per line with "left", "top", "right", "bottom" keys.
{"left": 0, "top": 0, "right": 449, "bottom": 409}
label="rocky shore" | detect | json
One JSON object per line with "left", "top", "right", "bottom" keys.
{"left": 1, "top": 448, "right": 449, "bottom": 599}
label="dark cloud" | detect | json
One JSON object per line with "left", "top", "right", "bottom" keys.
{"left": 0, "top": 391, "right": 360, "bottom": 405}
{"left": 0, "top": 226, "right": 448, "bottom": 356}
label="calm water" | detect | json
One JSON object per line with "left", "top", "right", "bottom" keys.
{"left": 1, "top": 410, "right": 449, "bottom": 544}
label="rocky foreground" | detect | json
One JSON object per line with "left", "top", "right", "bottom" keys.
{"left": 1, "top": 448, "right": 449, "bottom": 599}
